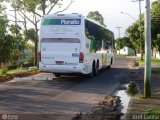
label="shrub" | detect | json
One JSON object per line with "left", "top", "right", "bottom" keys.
{"left": 1, "top": 63, "right": 8, "bottom": 75}
{"left": 22, "top": 62, "right": 34, "bottom": 67}
{"left": 126, "top": 81, "right": 138, "bottom": 96}
{"left": 7, "top": 65, "right": 18, "bottom": 70}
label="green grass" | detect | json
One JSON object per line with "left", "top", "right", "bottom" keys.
{"left": 0, "top": 70, "right": 5, "bottom": 77}
{"left": 145, "top": 108, "right": 160, "bottom": 115}
{"left": 0, "top": 67, "right": 29, "bottom": 76}
{"left": 7, "top": 68, "right": 28, "bottom": 74}
{"left": 137, "top": 57, "right": 160, "bottom": 65}
{"left": 0, "top": 69, "right": 7, "bottom": 77}
{"left": 7, "top": 66, "right": 38, "bottom": 74}
{"left": 138, "top": 93, "right": 146, "bottom": 99}
{"left": 0, "top": 66, "right": 38, "bottom": 79}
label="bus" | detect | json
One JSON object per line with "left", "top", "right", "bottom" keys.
{"left": 38, "top": 13, "right": 114, "bottom": 77}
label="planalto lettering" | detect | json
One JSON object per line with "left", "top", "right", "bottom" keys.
{"left": 43, "top": 19, "right": 81, "bottom": 25}
{"left": 61, "top": 19, "right": 80, "bottom": 25}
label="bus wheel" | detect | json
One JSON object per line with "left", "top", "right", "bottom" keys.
{"left": 89, "top": 63, "right": 94, "bottom": 78}
{"left": 94, "top": 62, "right": 98, "bottom": 76}
{"left": 107, "top": 63, "right": 111, "bottom": 69}
{"left": 107, "top": 58, "right": 112, "bottom": 69}
{"left": 55, "top": 73, "right": 61, "bottom": 77}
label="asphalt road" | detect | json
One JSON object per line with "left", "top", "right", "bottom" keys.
{"left": 0, "top": 56, "right": 134, "bottom": 120}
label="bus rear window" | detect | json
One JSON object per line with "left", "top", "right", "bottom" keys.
{"left": 41, "top": 38, "right": 80, "bottom": 43}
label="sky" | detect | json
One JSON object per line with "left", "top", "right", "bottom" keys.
{"left": 61, "top": 0, "right": 156, "bottom": 38}
{"left": 5, "top": 0, "right": 156, "bottom": 38}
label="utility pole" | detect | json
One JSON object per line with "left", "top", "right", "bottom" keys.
{"left": 144, "top": 0, "right": 151, "bottom": 98}
{"left": 132, "top": 0, "right": 144, "bottom": 61}
{"left": 115, "top": 27, "right": 122, "bottom": 38}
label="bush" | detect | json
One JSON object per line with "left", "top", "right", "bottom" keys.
{"left": 22, "top": 62, "right": 34, "bottom": 67}
{"left": 29, "top": 66, "right": 38, "bottom": 71}
{"left": 7, "top": 65, "right": 18, "bottom": 70}
{"left": 1, "top": 63, "right": 8, "bottom": 74}
{"left": 126, "top": 81, "right": 138, "bottom": 96}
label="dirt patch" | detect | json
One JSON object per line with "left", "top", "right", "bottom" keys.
{"left": 72, "top": 96, "right": 123, "bottom": 120}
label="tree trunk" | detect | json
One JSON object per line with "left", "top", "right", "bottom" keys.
{"left": 151, "top": 48, "right": 153, "bottom": 57}
{"left": 0, "top": 61, "right": 1, "bottom": 69}
{"left": 42, "top": 1, "right": 46, "bottom": 15}
{"left": 34, "top": 26, "right": 38, "bottom": 67}
{"left": 135, "top": 50, "right": 137, "bottom": 56}
{"left": 34, "top": 15, "right": 39, "bottom": 67}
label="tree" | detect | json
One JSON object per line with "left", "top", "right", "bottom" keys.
{"left": 122, "top": 37, "right": 135, "bottom": 49}
{"left": 126, "top": 16, "right": 145, "bottom": 54}
{"left": 0, "top": 16, "right": 16, "bottom": 67}
{"left": 9, "top": 24, "right": 26, "bottom": 51}
{"left": 24, "top": 28, "right": 36, "bottom": 42}
{"left": 7, "top": 0, "right": 75, "bottom": 66}
{"left": 87, "top": 11, "right": 106, "bottom": 27}
{"left": 86, "top": 11, "right": 114, "bottom": 50}
{"left": 155, "top": 34, "right": 160, "bottom": 53}
{"left": 0, "top": 16, "right": 7, "bottom": 65}
{"left": 126, "top": 1, "right": 160, "bottom": 56}
{"left": 115, "top": 38, "right": 123, "bottom": 51}
{"left": 0, "top": 0, "right": 5, "bottom": 14}
{"left": 151, "top": 1, "right": 160, "bottom": 50}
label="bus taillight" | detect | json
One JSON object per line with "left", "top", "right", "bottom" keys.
{"left": 79, "top": 52, "right": 84, "bottom": 63}
{"left": 38, "top": 51, "right": 41, "bottom": 62}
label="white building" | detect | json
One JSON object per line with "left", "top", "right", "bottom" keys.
{"left": 117, "top": 47, "right": 135, "bottom": 56}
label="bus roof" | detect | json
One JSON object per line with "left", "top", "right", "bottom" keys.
{"left": 43, "top": 13, "right": 84, "bottom": 19}
{"left": 42, "top": 13, "right": 113, "bottom": 35}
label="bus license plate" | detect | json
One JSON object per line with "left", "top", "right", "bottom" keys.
{"left": 56, "top": 61, "right": 64, "bottom": 65}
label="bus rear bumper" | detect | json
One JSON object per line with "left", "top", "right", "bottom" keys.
{"left": 39, "top": 62, "right": 90, "bottom": 74}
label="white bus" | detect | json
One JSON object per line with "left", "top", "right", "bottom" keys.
{"left": 39, "top": 13, "right": 114, "bottom": 77}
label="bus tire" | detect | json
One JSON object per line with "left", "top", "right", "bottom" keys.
{"left": 55, "top": 73, "right": 61, "bottom": 77}
{"left": 107, "top": 65, "right": 111, "bottom": 69}
{"left": 89, "top": 63, "right": 95, "bottom": 78}
{"left": 107, "top": 58, "right": 112, "bottom": 69}
{"left": 94, "top": 62, "right": 98, "bottom": 76}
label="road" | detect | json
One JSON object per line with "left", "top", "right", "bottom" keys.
{"left": 0, "top": 56, "right": 134, "bottom": 120}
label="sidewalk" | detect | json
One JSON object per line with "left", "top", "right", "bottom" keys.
{"left": 125, "top": 63, "right": 160, "bottom": 120}
{"left": 126, "top": 92, "right": 160, "bottom": 120}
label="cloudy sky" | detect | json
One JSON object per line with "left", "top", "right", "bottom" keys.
{"left": 62, "top": 0, "right": 156, "bottom": 38}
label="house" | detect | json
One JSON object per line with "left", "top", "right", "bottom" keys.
{"left": 117, "top": 47, "right": 135, "bottom": 56}
{"left": 153, "top": 48, "right": 160, "bottom": 59}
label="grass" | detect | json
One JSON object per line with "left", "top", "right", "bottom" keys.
{"left": 138, "top": 93, "right": 146, "bottom": 99}
{"left": 0, "top": 66, "right": 8, "bottom": 77}
{"left": 0, "top": 70, "right": 7, "bottom": 77}
{"left": 136, "top": 57, "right": 160, "bottom": 65}
{"left": 0, "top": 66, "right": 38, "bottom": 78}
{"left": 7, "top": 68, "right": 28, "bottom": 74}
{"left": 145, "top": 108, "right": 160, "bottom": 115}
